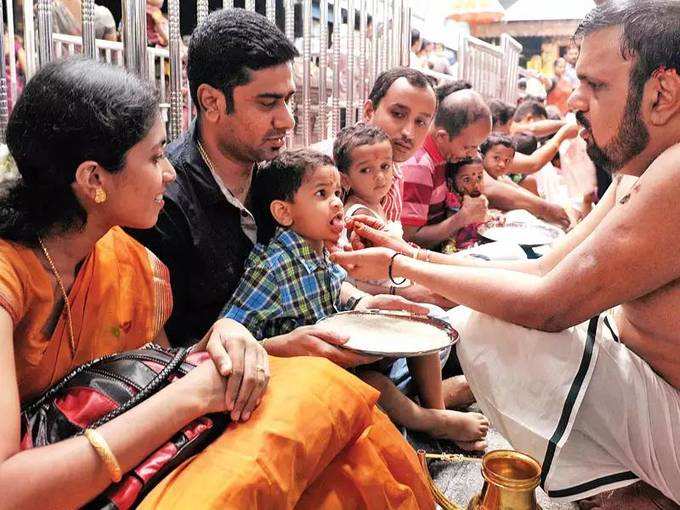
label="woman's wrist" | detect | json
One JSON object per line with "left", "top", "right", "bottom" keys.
{"left": 167, "top": 374, "right": 209, "bottom": 419}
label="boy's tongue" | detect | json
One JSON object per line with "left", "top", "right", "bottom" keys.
{"left": 330, "top": 216, "right": 345, "bottom": 233}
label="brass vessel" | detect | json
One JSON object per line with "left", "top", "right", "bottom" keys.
{"left": 468, "top": 450, "right": 543, "bottom": 510}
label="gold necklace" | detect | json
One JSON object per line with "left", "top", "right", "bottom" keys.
{"left": 196, "top": 140, "right": 251, "bottom": 200}
{"left": 38, "top": 238, "right": 76, "bottom": 356}
{"left": 196, "top": 139, "right": 216, "bottom": 174}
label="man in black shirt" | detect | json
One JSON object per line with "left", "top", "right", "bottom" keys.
{"left": 131, "top": 9, "right": 418, "bottom": 363}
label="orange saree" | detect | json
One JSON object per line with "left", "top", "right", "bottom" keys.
{"left": 140, "top": 356, "right": 434, "bottom": 509}
{"left": 2, "top": 228, "right": 433, "bottom": 509}
{"left": 0, "top": 227, "right": 172, "bottom": 402}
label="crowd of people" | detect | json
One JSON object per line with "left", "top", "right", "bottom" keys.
{"left": 0, "top": 1, "right": 679, "bottom": 509}
{"left": 409, "top": 29, "right": 457, "bottom": 77}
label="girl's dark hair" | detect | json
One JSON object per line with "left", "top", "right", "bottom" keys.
{"left": 251, "top": 149, "right": 334, "bottom": 245}
{"left": 333, "top": 123, "right": 390, "bottom": 173}
{"left": 2, "top": 57, "right": 159, "bottom": 246}
{"left": 479, "top": 134, "right": 515, "bottom": 155}
{"left": 447, "top": 156, "right": 483, "bottom": 178}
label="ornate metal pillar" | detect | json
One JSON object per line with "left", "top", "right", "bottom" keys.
{"left": 122, "top": 0, "right": 148, "bottom": 78}
{"left": 168, "top": 0, "right": 183, "bottom": 140}
{"left": 81, "top": 0, "right": 97, "bottom": 59}
{"left": 36, "top": 0, "right": 54, "bottom": 69}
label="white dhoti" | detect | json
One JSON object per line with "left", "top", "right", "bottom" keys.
{"left": 448, "top": 307, "right": 680, "bottom": 503}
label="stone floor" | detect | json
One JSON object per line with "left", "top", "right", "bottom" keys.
{"left": 405, "top": 427, "right": 577, "bottom": 510}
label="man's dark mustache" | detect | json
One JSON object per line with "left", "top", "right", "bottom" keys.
{"left": 575, "top": 112, "right": 591, "bottom": 131}
{"left": 395, "top": 137, "right": 413, "bottom": 149}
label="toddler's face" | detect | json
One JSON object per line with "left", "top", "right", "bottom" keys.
{"left": 483, "top": 144, "right": 515, "bottom": 179}
{"left": 454, "top": 162, "right": 485, "bottom": 198}
{"left": 344, "top": 140, "right": 394, "bottom": 204}
{"left": 288, "top": 165, "right": 345, "bottom": 245}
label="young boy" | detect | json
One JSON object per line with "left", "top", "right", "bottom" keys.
{"left": 481, "top": 132, "right": 540, "bottom": 194}
{"left": 222, "top": 148, "right": 489, "bottom": 449}
{"left": 480, "top": 133, "right": 516, "bottom": 181}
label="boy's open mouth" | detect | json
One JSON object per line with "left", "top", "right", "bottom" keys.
{"left": 329, "top": 212, "right": 345, "bottom": 233}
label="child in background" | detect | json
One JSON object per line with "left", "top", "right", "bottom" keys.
{"left": 480, "top": 133, "right": 516, "bottom": 181}
{"left": 481, "top": 132, "right": 541, "bottom": 194}
{"left": 441, "top": 157, "right": 499, "bottom": 253}
{"left": 147, "top": 0, "right": 170, "bottom": 47}
{"left": 333, "top": 123, "right": 403, "bottom": 243}
{"left": 222, "top": 148, "right": 489, "bottom": 449}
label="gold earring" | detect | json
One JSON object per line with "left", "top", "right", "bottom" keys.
{"left": 94, "top": 187, "right": 107, "bottom": 204}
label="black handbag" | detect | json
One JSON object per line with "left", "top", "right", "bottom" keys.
{"left": 20, "top": 344, "right": 229, "bottom": 510}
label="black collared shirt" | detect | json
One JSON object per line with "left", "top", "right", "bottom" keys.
{"left": 129, "top": 121, "right": 255, "bottom": 347}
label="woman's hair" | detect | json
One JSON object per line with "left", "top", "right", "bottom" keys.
{"left": 479, "top": 133, "right": 515, "bottom": 155}
{"left": 251, "top": 148, "right": 334, "bottom": 245}
{"left": 333, "top": 123, "right": 390, "bottom": 174}
{"left": 2, "top": 57, "right": 159, "bottom": 246}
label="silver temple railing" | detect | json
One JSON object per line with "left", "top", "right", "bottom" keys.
{"left": 0, "top": 0, "right": 414, "bottom": 145}
{"left": 0, "top": 1, "right": 523, "bottom": 145}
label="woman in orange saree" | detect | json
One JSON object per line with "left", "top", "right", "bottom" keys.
{"left": 0, "top": 59, "right": 433, "bottom": 509}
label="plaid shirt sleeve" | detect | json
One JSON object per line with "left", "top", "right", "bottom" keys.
{"left": 220, "top": 261, "right": 283, "bottom": 340}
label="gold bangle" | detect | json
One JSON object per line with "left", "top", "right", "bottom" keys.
{"left": 84, "top": 429, "right": 122, "bottom": 483}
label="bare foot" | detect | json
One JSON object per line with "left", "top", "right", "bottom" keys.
{"left": 443, "top": 375, "right": 475, "bottom": 408}
{"left": 419, "top": 408, "right": 489, "bottom": 442}
{"left": 454, "top": 439, "right": 487, "bottom": 452}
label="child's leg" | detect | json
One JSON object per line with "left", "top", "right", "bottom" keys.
{"left": 407, "top": 354, "right": 476, "bottom": 409}
{"left": 406, "top": 353, "right": 444, "bottom": 409}
{"left": 357, "top": 368, "right": 489, "bottom": 451}
{"left": 442, "top": 375, "right": 475, "bottom": 408}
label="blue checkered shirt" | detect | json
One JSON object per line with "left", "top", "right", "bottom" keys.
{"left": 221, "top": 228, "right": 348, "bottom": 339}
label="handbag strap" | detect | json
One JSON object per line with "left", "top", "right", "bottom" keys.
{"left": 22, "top": 350, "right": 121, "bottom": 414}
{"left": 89, "top": 347, "right": 188, "bottom": 429}
{"left": 22, "top": 344, "right": 188, "bottom": 418}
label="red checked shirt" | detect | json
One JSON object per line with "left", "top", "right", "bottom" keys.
{"left": 401, "top": 134, "right": 448, "bottom": 228}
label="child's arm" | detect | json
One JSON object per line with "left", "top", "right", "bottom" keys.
{"left": 508, "top": 123, "right": 579, "bottom": 175}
